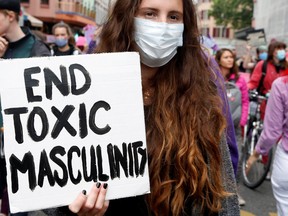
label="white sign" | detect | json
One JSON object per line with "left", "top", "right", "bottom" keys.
{"left": 0, "top": 52, "right": 150, "bottom": 213}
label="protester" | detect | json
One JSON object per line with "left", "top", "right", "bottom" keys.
{"left": 248, "top": 41, "right": 288, "bottom": 118}
{"left": 51, "top": 21, "right": 80, "bottom": 56}
{"left": 0, "top": 0, "right": 51, "bottom": 215}
{"left": 66, "top": 0, "right": 240, "bottom": 215}
{"left": 215, "top": 48, "right": 249, "bottom": 206}
{"left": 246, "top": 75, "right": 288, "bottom": 216}
{"left": 243, "top": 44, "right": 268, "bottom": 73}
{"left": 0, "top": 1, "right": 50, "bottom": 58}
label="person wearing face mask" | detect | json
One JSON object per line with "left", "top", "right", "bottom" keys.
{"left": 243, "top": 44, "right": 268, "bottom": 73}
{"left": 257, "top": 45, "right": 268, "bottom": 61}
{"left": 248, "top": 41, "right": 288, "bottom": 118}
{"left": 42, "top": 0, "right": 240, "bottom": 215}
{"left": 51, "top": 22, "right": 80, "bottom": 56}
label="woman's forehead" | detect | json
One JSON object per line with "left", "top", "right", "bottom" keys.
{"left": 138, "top": 0, "right": 183, "bottom": 13}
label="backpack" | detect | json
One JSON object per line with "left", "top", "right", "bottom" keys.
{"left": 225, "top": 80, "right": 242, "bottom": 126}
{"left": 256, "top": 60, "right": 268, "bottom": 95}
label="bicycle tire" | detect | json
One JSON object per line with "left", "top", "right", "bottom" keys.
{"left": 241, "top": 128, "right": 273, "bottom": 189}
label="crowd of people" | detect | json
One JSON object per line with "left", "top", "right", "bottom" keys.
{"left": 0, "top": 0, "right": 288, "bottom": 215}
{"left": 214, "top": 40, "right": 288, "bottom": 215}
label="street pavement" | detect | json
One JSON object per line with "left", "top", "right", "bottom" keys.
{"left": 239, "top": 177, "right": 277, "bottom": 216}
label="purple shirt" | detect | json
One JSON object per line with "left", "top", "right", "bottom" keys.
{"left": 256, "top": 75, "right": 288, "bottom": 155}
{"left": 211, "top": 58, "right": 238, "bottom": 177}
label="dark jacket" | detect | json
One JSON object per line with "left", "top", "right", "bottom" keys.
{"left": 3, "top": 27, "right": 50, "bottom": 59}
{"left": 30, "top": 39, "right": 51, "bottom": 57}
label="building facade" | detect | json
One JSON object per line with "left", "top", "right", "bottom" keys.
{"left": 95, "top": 0, "right": 116, "bottom": 25}
{"left": 253, "top": 0, "right": 288, "bottom": 44}
{"left": 196, "top": 0, "right": 234, "bottom": 48}
{"left": 21, "top": 0, "right": 96, "bottom": 33}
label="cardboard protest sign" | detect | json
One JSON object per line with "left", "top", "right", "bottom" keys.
{"left": 246, "top": 29, "right": 266, "bottom": 47}
{"left": 0, "top": 52, "right": 150, "bottom": 213}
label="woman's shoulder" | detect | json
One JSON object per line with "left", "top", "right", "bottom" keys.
{"left": 273, "top": 75, "right": 288, "bottom": 87}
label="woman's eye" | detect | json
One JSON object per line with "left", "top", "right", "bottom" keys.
{"left": 168, "top": 13, "right": 183, "bottom": 23}
{"left": 144, "top": 11, "right": 156, "bottom": 18}
{"left": 170, "top": 15, "right": 178, "bottom": 20}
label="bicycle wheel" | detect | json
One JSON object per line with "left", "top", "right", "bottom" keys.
{"left": 241, "top": 128, "right": 273, "bottom": 189}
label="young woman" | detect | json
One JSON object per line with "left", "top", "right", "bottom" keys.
{"left": 215, "top": 48, "right": 249, "bottom": 206}
{"left": 216, "top": 48, "right": 249, "bottom": 130}
{"left": 51, "top": 22, "right": 80, "bottom": 56}
{"left": 67, "top": 0, "right": 240, "bottom": 215}
{"left": 246, "top": 75, "right": 288, "bottom": 216}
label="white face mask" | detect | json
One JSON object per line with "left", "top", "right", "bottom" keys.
{"left": 134, "top": 17, "right": 184, "bottom": 68}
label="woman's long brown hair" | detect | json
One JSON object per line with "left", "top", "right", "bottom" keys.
{"left": 96, "top": 0, "right": 228, "bottom": 215}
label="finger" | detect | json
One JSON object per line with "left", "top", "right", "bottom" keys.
{"left": 0, "top": 42, "right": 7, "bottom": 50}
{"left": 245, "top": 157, "right": 255, "bottom": 174}
{"left": 94, "top": 183, "right": 108, "bottom": 210}
{"left": 84, "top": 182, "right": 101, "bottom": 210}
{"left": 245, "top": 164, "right": 250, "bottom": 175}
{"left": 87, "top": 183, "right": 109, "bottom": 215}
{"left": 96, "top": 200, "right": 110, "bottom": 216}
{"left": 68, "top": 190, "right": 87, "bottom": 214}
{"left": 0, "top": 36, "right": 8, "bottom": 45}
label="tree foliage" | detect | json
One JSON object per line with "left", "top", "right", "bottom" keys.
{"left": 209, "top": 0, "right": 253, "bottom": 30}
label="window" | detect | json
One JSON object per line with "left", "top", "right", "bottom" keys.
{"left": 200, "top": 10, "right": 209, "bottom": 20}
{"left": 41, "top": 0, "right": 49, "bottom": 5}
{"left": 213, "top": 27, "right": 230, "bottom": 38}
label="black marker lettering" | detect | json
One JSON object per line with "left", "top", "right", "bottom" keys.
{"left": 89, "top": 101, "right": 111, "bottom": 135}
{"left": 79, "top": 103, "right": 88, "bottom": 138}
{"left": 24, "top": 67, "right": 42, "bottom": 102}
{"left": 10, "top": 152, "right": 36, "bottom": 193}
{"left": 27, "top": 107, "right": 49, "bottom": 142}
{"left": 38, "top": 150, "right": 55, "bottom": 187}
{"left": 68, "top": 146, "right": 81, "bottom": 184}
{"left": 132, "top": 141, "right": 142, "bottom": 177}
{"left": 128, "top": 143, "right": 134, "bottom": 177}
{"left": 107, "top": 143, "right": 117, "bottom": 179}
{"left": 51, "top": 105, "right": 76, "bottom": 138}
{"left": 44, "top": 66, "right": 69, "bottom": 100}
{"left": 138, "top": 146, "right": 147, "bottom": 176}
{"left": 4, "top": 107, "right": 28, "bottom": 144}
{"left": 50, "top": 146, "right": 68, "bottom": 187}
{"left": 69, "top": 64, "right": 91, "bottom": 95}
{"left": 96, "top": 145, "right": 109, "bottom": 181}
{"left": 114, "top": 143, "right": 128, "bottom": 178}
{"left": 81, "top": 146, "right": 97, "bottom": 182}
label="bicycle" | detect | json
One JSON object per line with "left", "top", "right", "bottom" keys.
{"left": 241, "top": 90, "right": 273, "bottom": 189}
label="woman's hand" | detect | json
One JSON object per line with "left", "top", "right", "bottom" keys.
{"left": 245, "top": 150, "right": 260, "bottom": 175}
{"left": 69, "top": 183, "right": 109, "bottom": 216}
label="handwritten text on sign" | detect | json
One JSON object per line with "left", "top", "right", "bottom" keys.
{"left": 0, "top": 52, "right": 150, "bottom": 213}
